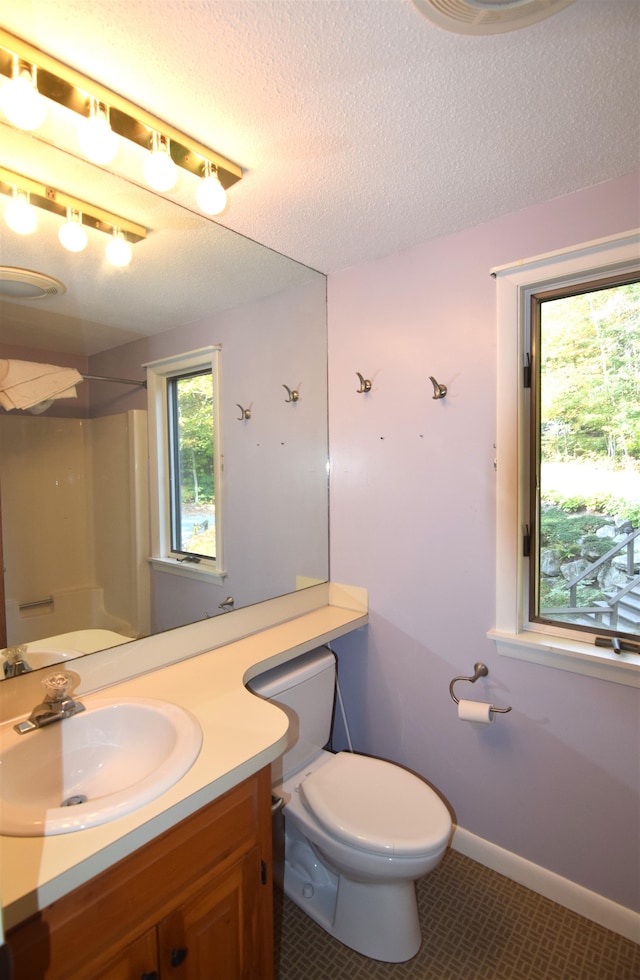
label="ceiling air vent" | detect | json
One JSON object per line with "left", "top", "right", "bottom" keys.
{"left": 0, "top": 267, "right": 66, "bottom": 300}
{"left": 412, "top": 0, "right": 576, "bottom": 35}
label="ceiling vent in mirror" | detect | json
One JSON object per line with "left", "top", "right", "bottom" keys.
{"left": 412, "top": 0, "right": 576, "bottom": 34}
{"left": 0, "top": 267, "right": 66, "bottom": 300}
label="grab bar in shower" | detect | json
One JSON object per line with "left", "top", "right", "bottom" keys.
{"left": 18, "top": 596, "right": 54, "bottom": 611}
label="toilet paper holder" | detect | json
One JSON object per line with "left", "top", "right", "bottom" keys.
{"left": 449, "top": 663, "right": 512, "bottom": 713}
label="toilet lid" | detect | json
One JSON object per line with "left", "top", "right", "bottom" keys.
{"left": 299, "top": 752, "right": 452, "bottom": 857}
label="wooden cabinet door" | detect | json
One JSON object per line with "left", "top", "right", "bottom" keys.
{"left": 6, "top": 770, "right": 273, "bottom": 980}
{"left": 92, "top": 928, "right": 159, "bottom": 980}
{"left": 158, "top": 846, "right": 264, "bottom": 980}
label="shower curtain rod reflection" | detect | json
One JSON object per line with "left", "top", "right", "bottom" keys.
{"left": 82, "top": 374, "right": 147, "bottom": 388}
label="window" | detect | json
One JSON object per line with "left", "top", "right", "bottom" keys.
{"left": 145, "top": 347, "right": 224, "bottom": 582}
{"left": 490, "top": 232, "right": 640, "bottom": 684}
{"left": 167, "top": 370, "right": 216, "bottom": 560}
{"left": 530, "top": 277, "right": 640, "bottom": 641}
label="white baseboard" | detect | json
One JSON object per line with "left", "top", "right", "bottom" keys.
{"left": 452, "top": 826, "right": 640, "bottom": 945}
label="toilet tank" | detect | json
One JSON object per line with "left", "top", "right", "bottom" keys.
{"left": 247, "top": 647, "right": 336, "bottom": 781}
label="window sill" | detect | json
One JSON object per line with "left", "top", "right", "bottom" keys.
{"left": 149, "top": 556, "right": 226, "bottom": 584}
{"left": 488, "top": 628, "right": 640, "bottom": 687}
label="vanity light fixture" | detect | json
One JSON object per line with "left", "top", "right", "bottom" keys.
{"left": 196, "top": 161, "right": 227, "bottom": 215}
{"left": 0, "top": 30, "right": 243, "bottom": 213}
{"left": 58, "top": 207, "right": 88, "bottom": 253}
{"left": 78, "top": 97, "right": 118, "bottom": 165}
{"left": 1, "top": 165, "right": 146, "bottom": 266}
{"left": 144, "top": 131, "right": 178, "bottom": 192}
{"left": 0, "top": 55, "right": 46, "bottom": 131}
{"left": 4, "top": 187, "right": 37, "bottom": 235}
{"left": 105, "top": 228, "right": 132, "bottom": 267}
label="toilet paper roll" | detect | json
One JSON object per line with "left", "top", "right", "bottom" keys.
{"left": 457, "top": 699, "right": 495, "bottom": 724}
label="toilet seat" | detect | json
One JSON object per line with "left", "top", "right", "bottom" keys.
{"left": 299, "top": 752, "right": 451, "bottom": 857}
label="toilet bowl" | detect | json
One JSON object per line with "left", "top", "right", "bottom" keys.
{"left": 248, "top": 647, "right": 452, "bottom": 963}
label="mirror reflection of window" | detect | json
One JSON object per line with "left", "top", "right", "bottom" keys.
{"left": 146, "top": 346, "right": 224, "bottom": 581}
{"left": 167, "top": 369, "right": 216, "bottom": 561}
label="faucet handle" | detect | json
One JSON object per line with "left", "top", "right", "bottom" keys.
{"left": 13, "top": 671, "right": 84, "bottom": 734}
{"left": 5, "top": 644, "right": 28, "bottom": 664}
{"left": 42, "top": 671, "right": 74, "bottom": 702}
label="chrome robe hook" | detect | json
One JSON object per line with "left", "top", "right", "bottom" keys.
{"left": 236, "top": 404, "right": 251, "bottom": 420}
{"left": 356, "top": 372, "right": 372, "bottom": 393}
{"left": 283, "top": 384, "right": 299, "bottom": 402}
{"left": 429, "top": 376, "right": 447, "bottom": 399}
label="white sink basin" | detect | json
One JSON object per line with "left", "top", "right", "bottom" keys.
{"left": 2, "top": 646, "right": 79, "bottom": 675}
{"left": 0, "top": 697, "right": 203, "bottom": 836}
{"left": 17, "top": 648, "right": 78, "bottom": 669}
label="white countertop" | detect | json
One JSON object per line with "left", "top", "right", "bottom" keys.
{"left": 0, "top": 589, "right": 367, "bottom": 930}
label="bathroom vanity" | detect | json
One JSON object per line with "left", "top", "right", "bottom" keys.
{"left": 7, "top": 769, "right": 272, "bottom": 979}
{"left": 0, "top": 585, "right": 368, "bottom": 979}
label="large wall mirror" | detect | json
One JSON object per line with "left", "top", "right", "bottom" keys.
{"left": 0, "top": 122, "right": 329, "bottom": 679}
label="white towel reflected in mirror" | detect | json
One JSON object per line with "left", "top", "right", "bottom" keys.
{"left": 0, "top": 359, "right": 83, "bottom": 412}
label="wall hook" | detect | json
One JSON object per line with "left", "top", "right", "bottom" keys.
{"left": 356, "top": 372, "right": 372, "bottom": 393}
{"left": 218, "top": 596, "right": 235, "bottom": 611}
{"left": 283, "top": 384, "right": 299, "bottom": 403}
{"left": 429, "top": 375, "right": 448, "bottom": 400}
{"left": 236, "top": 404, "right": 251, "bottom": 420}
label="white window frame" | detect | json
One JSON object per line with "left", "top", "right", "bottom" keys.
{"left": 489, "top": 230, "right": 640, "bottom": 687}
{"left": 145, "top": 346, "right": 225, "bottom": 583}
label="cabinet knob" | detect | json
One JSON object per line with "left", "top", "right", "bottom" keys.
{"left": 171, "top": 947, "right": 189, "bottom": 968}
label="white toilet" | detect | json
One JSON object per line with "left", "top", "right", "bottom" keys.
{"left": 247, "top": 647, "right": 452, "bottom": 963}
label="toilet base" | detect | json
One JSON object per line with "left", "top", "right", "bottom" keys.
{"left": 332, "top": 875, "right": 422, "bottom": 963}
{"left": 279, "top": 818, "right": 422, "bottom": 963}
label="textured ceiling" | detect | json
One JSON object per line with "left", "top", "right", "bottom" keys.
{"left": 2, "top": 0, "right": 638, "bottom": 276}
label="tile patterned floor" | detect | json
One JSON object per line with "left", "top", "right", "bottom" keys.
{"left": 274, "top": 849, "right": 640, "bottom": 980}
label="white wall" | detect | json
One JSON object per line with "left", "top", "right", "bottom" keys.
{"left": 89, "top": 276, "right": 329, "bottom": 631}
{"left": 327, "top": 172, "right": 640, "bottom": 913}
{"left": 0, "top": 412, "right": 148, "bottom": 642}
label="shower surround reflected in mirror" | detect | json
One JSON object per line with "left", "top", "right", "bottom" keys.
{"left": 0, "top": 123, "right": 329, "bottom": 677}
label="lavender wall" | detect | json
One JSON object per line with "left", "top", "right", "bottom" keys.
{"left": 327, "top": 172, "right": 640, "bottom": 912}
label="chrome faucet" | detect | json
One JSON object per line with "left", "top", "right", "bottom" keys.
{"left": 2, "top": 644, "right": 33, "bottom": 678}
{"left": 14, "top": 671, "right": 85, "bottom": 734}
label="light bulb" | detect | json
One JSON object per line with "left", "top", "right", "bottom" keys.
{"left": 0, "top": 58, "right": 46, "bottom": 131}
{"left": 196, "top": 162, "right": 227, "bottom": 215}
{"left": 144, "top": 132, "right": 178, "bottom": 191}
{"left": 78, "top": 98, "right": 118, "bottom": 165}
{"left": 106, "top": 229, "right": 132, "bottom": 267}
{"left": 58, "top": 209, "right": 88, "bottom": 253}
{"left": 4, "top": 189, "right": 37, "bottom": 235}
